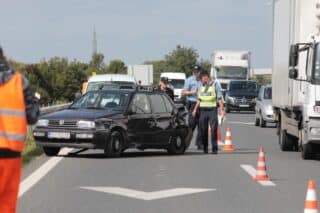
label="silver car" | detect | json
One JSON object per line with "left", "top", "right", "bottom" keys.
{"left": 255, "top": 85, "right": 275, "bottom": 127}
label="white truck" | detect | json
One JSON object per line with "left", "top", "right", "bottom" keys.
{"left": 127, "top": 65, "right": 153, "bottom": 85}
{"left": 210, "top": 50, "right": 251, "bottom": 92}
{"left": 272, "top": 0, "right": 320, "bottom": 159}
{"left": 160, "top": 72, "right": 186, "bottom": 103}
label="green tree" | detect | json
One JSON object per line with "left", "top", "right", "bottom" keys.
{"left": 199, "top": 59, "right": 211, "bottom": 73}
{"left": 107, "top": 59, "right": 127, "bottom": 74}
{"left": 89, "top": 52, "right": 106, "bottom": 74}
{"left": 165, "top": 45, "right": 199, "bottom": 76}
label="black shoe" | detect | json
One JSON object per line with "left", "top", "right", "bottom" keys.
{"left": 211, "top": 150, "right": 218, "bottom": 154}
{"left": 203, "top": 147, "right": 208, "bottom": 154}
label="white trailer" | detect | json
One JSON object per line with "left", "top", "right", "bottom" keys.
{"left": 210, "top": 50, "right": 251, "bottom": 92}
{"left": 272, "top": 0, "right": 320, "bottom": 159}
{"left": 127, "top": 65, "right": 153, "bottom": 85}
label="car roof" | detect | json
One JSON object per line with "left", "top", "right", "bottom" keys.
{"left": 88, "top": 74, "right": 136, "bottom": 83}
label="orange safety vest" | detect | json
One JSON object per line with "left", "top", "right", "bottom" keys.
{"left": 0, "top": 72, "right": 27, "bottom": 152}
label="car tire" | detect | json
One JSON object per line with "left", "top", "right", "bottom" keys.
{"left": 225, "top": 104, "right": 230, "bottom": 113}
{"left": 167, "top": 134, "right": 187, "bottom": 155}
{"left": 104, "top": 131, "right": 123, "bottom": 158}
{"left": 43, "top": 147, "right": 61, "bottom": 157}
{"left": 279, "top": 130, "right": 295, "bottom": 151}
{"left": 301, "top": 143, "right": 313, "bottom": 160}
{"left": 254, "top": 115, "right": 260, "bottom": 126}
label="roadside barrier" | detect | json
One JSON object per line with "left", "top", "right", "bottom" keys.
{"left": 254, "top": 147, "right": 270, "bottom": 181}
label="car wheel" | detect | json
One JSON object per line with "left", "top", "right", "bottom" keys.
{"left": 279, "top": 130, "right": 295, "bottom": 151}
{"left": 260, "top": 114, "right": 266, "bottom": 128}
{"left": 168, "top": 134, "right": 187, "bottom": 155}
{"left": 43, "top": 147, "right": 61, "bottom": 157}
{"left": 225, "top": 104, "right": 230, "bottom": 113}
{"left": 254, "top": 115, "right": 260, "bottom": 126}
{"left": 301, "top": 143, "right": 313, "bottom": 160}
{"left": 104, "top": 131, "right": 123, "bottom": 158}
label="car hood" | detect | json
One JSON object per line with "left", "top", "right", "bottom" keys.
{"left": 261, "top": 100, "right": 273, "bottom": 108}
{"left": 227, "top": 91, "right": 257, "bottom": 98}
{"left": 40, "top": 109, "right": 122, "bottom": 120}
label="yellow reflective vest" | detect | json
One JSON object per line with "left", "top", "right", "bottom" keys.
{"left": 199, "top": 83, "right": 217, "bottom": 108}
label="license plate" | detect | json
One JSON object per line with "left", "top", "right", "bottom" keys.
{"left": 239, "top": 104, "right": 249, "bottom": 108}
{"left": 48, "top": 132, "right": 70, "bottom": 139}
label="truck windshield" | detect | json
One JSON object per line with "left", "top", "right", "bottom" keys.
{"left": 168, "top": 79, "right": 185, "bottom": 89}
{"left": 229, "top": 81, "right": 257, "bottom": 92}
{"left": 313, "top": 43, "right": 320, "bottom": 84}
{"left": 216, "top": 67, "right": 247, "bottom": 79}
{"left": 264, "top": 87, "right": 272, "bottom": 99}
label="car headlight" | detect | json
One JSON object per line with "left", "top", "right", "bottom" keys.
{"left": 227, "top": 96, "right": 235, "bottom": 103}
{"left": 77, "top": 120, "right": 95, "bottom": 129}
{"left": 36, "top": 119, "right": 49, "bottom": 127}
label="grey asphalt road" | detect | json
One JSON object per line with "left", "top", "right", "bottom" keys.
{"left": 18, "top": 113, "right": 320, "bottom": 213}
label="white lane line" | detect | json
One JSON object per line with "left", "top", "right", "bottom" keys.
{"left": 240, "top": 164, "right": 276, "bottom": 187}
{"left": 19, "top": 148, "right": 72, "bottom": 197}
{"left": 228, "top": 121, "right": 254, "bottom": 126}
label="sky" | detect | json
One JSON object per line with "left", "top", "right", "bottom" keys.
{"left": 0, "top": 0, "right": 273, "bottom": 68}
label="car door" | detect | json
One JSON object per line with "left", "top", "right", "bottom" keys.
{"left": 127, "top": 93, "right": 154, "bottom": 144}
{"left": 149, "top": 93, "right": 173, "bottom": 144}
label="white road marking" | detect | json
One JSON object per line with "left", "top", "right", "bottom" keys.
{"left": 228, "top": 121, "right": 254, "bottom": 126}
{"left": 19, "top": 148, "right": 72, "bottom": 197}
{"left": 80, "top": 187, "right": 216, "bottom": 201}
{"left": 240, "top": 164, "right": 276, "bottom": 186}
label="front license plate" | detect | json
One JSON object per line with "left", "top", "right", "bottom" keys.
{"left": 239, "top": 104, "right": 249, "bottom": 108}
{"left": 48, "top": 132, "right": 70, "bottom": 139}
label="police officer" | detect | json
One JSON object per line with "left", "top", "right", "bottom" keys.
{"left": 182, "top": 65, "right": 202, "bottom": 149}
{"left": 0, "top": 46, "right": 39, "bottom": 212}
{"left": 192, "top": 70, "right": 224, "bottom": 154}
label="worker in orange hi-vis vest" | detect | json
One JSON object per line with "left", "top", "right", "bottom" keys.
{"left": 0, "top": 46, "right": 39, "bottom": 213}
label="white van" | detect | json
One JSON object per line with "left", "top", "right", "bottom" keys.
{"left": 160, "top": 72, "right": 186, "bottom": 103}
{"left": 83, "top": 74, "right": 136, "bottom": 94}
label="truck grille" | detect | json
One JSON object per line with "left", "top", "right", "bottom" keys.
{"left": 48, "top": 120, "right": 77, "bottom": 128}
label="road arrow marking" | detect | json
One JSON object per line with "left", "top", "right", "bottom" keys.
{"left": 80, "top": 187, "right": 215, "bottom": 201}
{"left": 241, "top": 165, "right": 276, "bottom": 187}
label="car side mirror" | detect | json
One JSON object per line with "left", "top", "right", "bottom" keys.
{"left": 289, "top": 68, "right": 298, "bottom": 79}
{"left": 289, "top": 44, "right": 299, "bottom": 67}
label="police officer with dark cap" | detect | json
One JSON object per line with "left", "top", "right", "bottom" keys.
{"left": 182, "top": 65, "right": 202, "bottom": 149}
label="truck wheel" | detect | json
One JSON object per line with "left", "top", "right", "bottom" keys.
{"left": 43, "top": 147, "right": 61, "bottom": 156}
{"left": 279, "top": 130, "right": 295, "bottom": 151}
{"left": 301, "top": 143, "right": 313, "bottom": 160}
{"left": 104, "top": 131, "right": 123, "bottom": 158}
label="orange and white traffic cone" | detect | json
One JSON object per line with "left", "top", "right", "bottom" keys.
{"left": 304, "top": 180, "right": 318, "bottom": 213}
{"left": 217, "top": 125, "right": 224, "bottom": 146}
{"left": 223, "top": 128, "right": 234, "bottom": 151}
{"left": 254, "top": 147, "right": 270, "bottom": 181}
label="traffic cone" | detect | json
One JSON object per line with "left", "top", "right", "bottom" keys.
{"left": 217, "top": 125, "right": 224, "bottom": 146}
{"left": 304, "top": 180, "right": 318, "bottom": 213}
{"left": 254, "top": 147, "right": 270, "bottom": 181}
{"left": 223, "top": 128, "right": 234, "bottom": 151}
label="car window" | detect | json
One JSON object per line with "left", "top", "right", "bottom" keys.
{"left": 161, "top": 95, "right": 173, "bottom": 113}
{"left": 130, "top": 93, "right": 151, "bottom": 114}
{"left": 150, "top": 94, "right": 167, "bottom": 114}
{"left": 263, "top": 87, "right": 272, "bottom": 99}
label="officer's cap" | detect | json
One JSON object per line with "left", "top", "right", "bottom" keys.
{"left": 192, "top": 65, "right": 201, "bottom": 73}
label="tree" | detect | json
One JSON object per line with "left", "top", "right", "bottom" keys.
{"left": 199, "top": 59, "right": 211, "bottom": 73}
{"left": 89, "top": 52, "right": 106, "bottom": 74}
{"left": 107, "top": 59, "right": 127, "bottom": 74}
{"left": 165, "top": 45, "right": 199, "bottom": 76}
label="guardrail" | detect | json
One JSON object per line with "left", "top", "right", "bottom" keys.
{"left": 40, "top": 103, "right": 71, "bottom": 115}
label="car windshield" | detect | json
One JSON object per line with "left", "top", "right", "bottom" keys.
{"left": 168, "top": 79, "right": 185, "bottom": 89}
{"left": 70, "top": 90, "right": 130, "bottom": 110}
{"left": 263, "top": 87, "right": 272, "bottom": 99}
{"left": 216, "top": 66, "right": 248, "bottom": 79}
{"left": 229, "top": 81, "right": 257, "bottom": 92}
{"left": 87, "top": 81, "right": 136, "bottom": 92}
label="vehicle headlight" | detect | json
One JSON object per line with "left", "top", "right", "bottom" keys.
{"left": 36, "top": 119, "right": 49, "bottom": 127}
{"left": 227, "top": 96, "right": 235, "bottom": 103}
{"left": 77, "top": 120, "right": 95, "bottom": 129}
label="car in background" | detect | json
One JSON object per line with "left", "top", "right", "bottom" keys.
{"left": 160, "top": 72, "right": 186, "bottom": 103}
{"left": 82, "top": 74, "right": 137, "bottom": 94}
{"left": 224, "top": 80, "right": 258, "bottom": 112}
{"left": 255, "top": 85, "right": 275, "bottom": 127}
{"left": 33, "top": 86, "right": 192, "bottom": 157}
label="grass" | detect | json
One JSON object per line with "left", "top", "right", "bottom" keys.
{"left": 22, "top": 130, "right": 43, "bottom": 166}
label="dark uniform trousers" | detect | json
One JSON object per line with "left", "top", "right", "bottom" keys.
{"left": 199, "top": 107, "right": 218, "bottom": 152}
{"left": 186, "top": 101, "right": 202, "bottom": 148}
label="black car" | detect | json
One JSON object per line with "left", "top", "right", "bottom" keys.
{"left": 225, "top": 80, "right": 258, "bottom": 113}
{"left": 33, "top": 87, "right": 192, "bottom": 157}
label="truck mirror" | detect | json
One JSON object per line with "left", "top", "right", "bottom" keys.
{"left": 289, "top": 44, "right": 299, "bottom": 67}
{"left": 289, "top": 68, "right": 298, "bottom": 79}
